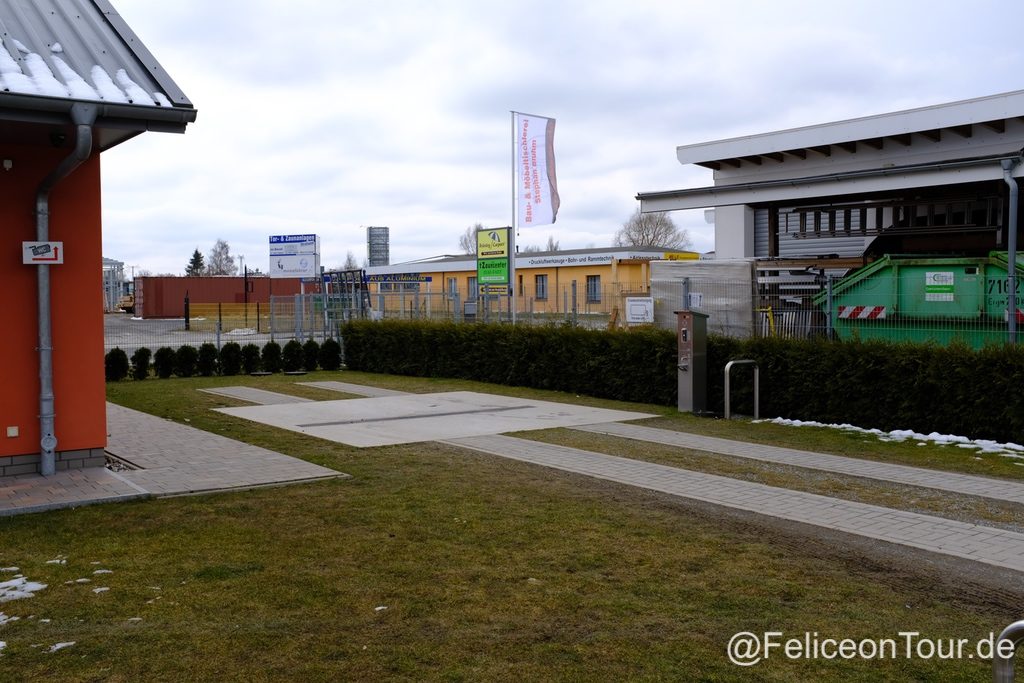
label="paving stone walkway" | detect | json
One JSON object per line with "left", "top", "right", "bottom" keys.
{"left": 0, "top": 403, "right": 345, "bottom": 516}
{"left": 0, "top": 467, "right": 147, "bottom": 517}
{"left": 446, "top": 434, "right": 1024, "bottom": 573}
{"left": 574, "top": 422, "right": 1024, "bottom": 505}
{"left": 106, "top": 403, "right": 344, "bottom": 496}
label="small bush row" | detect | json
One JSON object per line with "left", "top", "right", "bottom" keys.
{"left": 105, "top": 338, "right": 342, "bottom": 381}
{"left": 339, "top": 319, "right": 1024, "bottom": 444}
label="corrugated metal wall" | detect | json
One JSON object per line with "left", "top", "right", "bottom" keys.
{"left": 755, "top": 208, "right": 869, "bottom": 258}
{"left": 135, "top": 276, "right": 305, "bottom": 318}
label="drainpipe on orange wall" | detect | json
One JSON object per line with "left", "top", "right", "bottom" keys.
{"left": 35, "top": 103, "right": 97, "bottom": 476}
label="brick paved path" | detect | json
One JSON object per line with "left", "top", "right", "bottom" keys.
{"left": 447, "top": 434, "right": 1024, "bottom": 573}
{"left": 0, "top": 403, "right": 344, "bottom": 516}
{"left": 574, "top": 422, "right": 1024, "bottom": 505}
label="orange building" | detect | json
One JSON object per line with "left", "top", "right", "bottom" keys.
{"left": 0, "top": 1, "right": 196, "bottom": 477}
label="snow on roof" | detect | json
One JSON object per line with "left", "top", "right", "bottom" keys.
{"left": 0, "top": 0, "right": 193, "bottom": 113}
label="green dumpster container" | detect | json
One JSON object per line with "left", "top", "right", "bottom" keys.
{"left": 813, "top": 252, "right": 1024, "bottom": 348}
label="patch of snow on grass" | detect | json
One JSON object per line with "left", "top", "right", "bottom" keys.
{"left": 756, "top": 418, "right": 1024, "bottom": 458}
{"left": 47, "top": 641, "right": 74, "bottom": 653}
{"left": 0, "top": 577, "right": 47, "bottom": 603}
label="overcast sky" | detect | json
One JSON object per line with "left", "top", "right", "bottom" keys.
{"left": 100, "top": 0, "right": 1024, "bottom": 275}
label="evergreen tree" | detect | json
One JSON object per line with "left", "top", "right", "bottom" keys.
{"left": 185, "top": 248, "right": 205, "bottom": 276}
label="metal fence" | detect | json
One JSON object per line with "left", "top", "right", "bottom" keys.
{"left": 104, "top": 270, "right": 1024, "bottom": 354}
{"left": 650, "top": 272, "right": 1023, "bottom": 348}
{"left": 367, "top": 281, "right": 654, "bottom": 329}
{"left": 103, "top": 299, "right": 335, "bottom": 355}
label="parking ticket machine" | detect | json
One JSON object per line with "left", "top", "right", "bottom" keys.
{"left": 675, "top": 310, "right": 708, "bottom": 413}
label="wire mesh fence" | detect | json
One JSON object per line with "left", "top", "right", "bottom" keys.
{"left": 104, "top": 269, "right": 1024, "bottom": 354}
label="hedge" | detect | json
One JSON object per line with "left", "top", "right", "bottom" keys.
{"left": 340, "top": 320, "right": 1024, "bottom": 444}
{"left": 104, "top": 348, "right": 129, "bottom": 382}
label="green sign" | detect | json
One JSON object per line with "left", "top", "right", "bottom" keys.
{"left": 925, "top": 271, "right": 955, "bottom": 302}
{"left": 477, "top": 227, "right": 510, "bottom": 285}
{"left": 477, "top": 258, "right": 509, "bottom": 284}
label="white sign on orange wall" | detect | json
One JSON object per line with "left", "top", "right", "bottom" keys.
{"left": 23, "top": 241, "right": 64, "bottom": 264}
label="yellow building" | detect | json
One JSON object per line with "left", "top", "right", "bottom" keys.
{"left": 363, "top": 247, "right": 697, "bottom": 321}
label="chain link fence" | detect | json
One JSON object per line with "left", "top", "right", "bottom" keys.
{"left": 105, "top": 265, "right": 1023, "bottom": 353}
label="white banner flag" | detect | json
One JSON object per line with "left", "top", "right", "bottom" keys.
{"left": 515, "top": 112, "right": 560, "bottom": 228}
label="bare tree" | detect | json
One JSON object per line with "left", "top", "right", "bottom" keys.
{"left": 343, "top": 251, "right": 359, "bottom": 270}
{"left": 206, "top": 239, "right": 238, "bottom": 276}
{"left": 459, "top": 223, "right": 484, "bottom": 254}
{"left": 520, "top": 244, "right": 541, "bottom": 254}
{"left": 613, "top": 209, "right": 691, "bottom": 249}
{"left": 545, "top": 235, "right": 560, "bottom": 251}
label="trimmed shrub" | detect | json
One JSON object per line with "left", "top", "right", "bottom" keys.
{"left": 104, "top": 347, "right": 129, "bottom": 382}
{"left": 261, "top": 341, "right": 282, "bottom": 373}
{"left": 130, "top": 347, "right": 152, "bottom": 381}
{"left": 197, "top": 343, "right": 219, "bottom": 377}
{"left": 338, "top": 319, "right": 1024, "bottom": 444}
{"left": 241, "top": 344, "right": 261, "bottom": 374}
{"left": 153, "top": 346, "right": 176, "bottom": 379}
{"left": 302, "top": 339, "right": 320, "bottom": 371}
{"left": 220, "top": 342, "right": 242, "bottom": 376}
{"left": 319, "top": 338, "right": 342, "bottom": 371}
{"left": 175, "top": 344, "right": 199, "bottom": 378}
{"left": 282, "top": 339, "right": 304, "bottom": 372}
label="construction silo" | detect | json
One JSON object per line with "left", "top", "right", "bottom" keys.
{"left": 367, "top": 226, "right": 390, "bottom": 266}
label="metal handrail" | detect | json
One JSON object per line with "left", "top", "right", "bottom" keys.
{"left": 993, "top": 620, "right": 1024, "bottom": 682}
{"left": 723, "top": 360, "right": 759, "bottom": 420}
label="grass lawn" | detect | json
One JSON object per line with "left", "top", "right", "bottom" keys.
{"left": 0, "top": 371, "right": 1021, "bottom": 681}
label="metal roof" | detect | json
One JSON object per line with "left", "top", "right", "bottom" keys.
{"left": 0, "top": 0, "right": 196, "bottom": 149}
{"left": 678, "top": 90, "right": 1024, "bottom": 171}
{"left": 366, "top": 246, "right": 698, "bottom": 275}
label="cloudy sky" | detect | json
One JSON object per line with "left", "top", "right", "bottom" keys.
{"left": 100, "top": 0, "right": 1024, "bottom": 275}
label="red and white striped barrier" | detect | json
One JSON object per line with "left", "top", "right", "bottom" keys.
{"left": 837, "top": 305, "right": 887, "bottom": 320}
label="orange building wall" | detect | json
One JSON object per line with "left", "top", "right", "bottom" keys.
{"left": 0, "top": 143, "right": 106, "bottom": 459}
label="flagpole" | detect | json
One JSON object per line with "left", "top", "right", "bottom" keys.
{"left": 510, "top": 110, "right": 517, "bottom": 325}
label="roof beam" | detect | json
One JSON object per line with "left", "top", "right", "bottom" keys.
{"left": 696, "top": 161, "right": 721, "bottom": 170}
{"left": 741, "top": 155, "right": 763, "bottom": 166}
{"left": 720, "top": 158, "right": 743, "bottom": 168}
{"left": 835, "top": 141, "right": 857, "bottom": 153}
{"left": 809, "top": 145, "right": 831, "bottom": 157}
{"left": 862, "top": 138, "right": 884, "bottom": 150}
{"left": 981, "top": 119, "right": 1006, "bottom": 133}
{"left": 919, "top": 129, "right": 942, "bottom": 142}
{"left": 888, "top": 133, "right": 912, "bottom": 146}
{"left": 949, "top": 124, "right": 973, "bottom": 138}
{"left": 782, "top": 148, "right": 807, "bottom": 160}
{"left": 637, "top": 163, "right": 1009, "bottom": 212}
{"left": 762, "top": 152, "right": 784, "bottom": 162}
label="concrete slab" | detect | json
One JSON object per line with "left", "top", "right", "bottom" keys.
{"left": 199, "top": 387, "right": 313, "bottom": 405}
{"left": 299, "top": 381, "right": 410, "bottom": 398}
{"left": 215, "top": 391, "right": 655, "bottom": 447}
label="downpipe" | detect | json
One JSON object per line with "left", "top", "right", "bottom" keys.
{"left": 1003, "top": 154, "right": 1022, "bottom": 345}
{"left": 35, "top": 103, "right": 97, "bottom": 476}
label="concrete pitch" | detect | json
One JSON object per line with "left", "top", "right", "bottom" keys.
{"left": 214, "top": 391, "right": 655, "bottom": 447}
